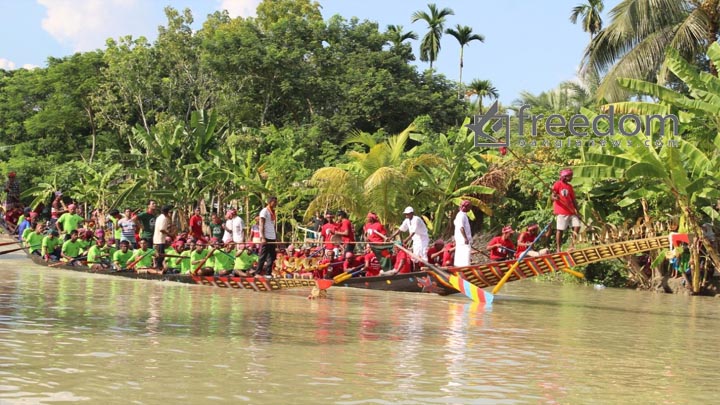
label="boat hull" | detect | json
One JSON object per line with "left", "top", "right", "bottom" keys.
{"left": 334, "top": 271, "right": 456, "bottom": 295}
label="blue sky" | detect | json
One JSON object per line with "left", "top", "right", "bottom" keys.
{"left": 0, "top": 0, "right": 618, "bottom": 105}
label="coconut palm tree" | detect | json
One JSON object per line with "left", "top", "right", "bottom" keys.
{"left": 466, "top": 79, "right": 499, "bottom": 114}
{"left": 445, "top": 24, "right": 485, "bottom": 98}
{"left": 411, "top": 3, "right": 455, "bottom": 71}
{"left": 569, "top": 0, "right": 604, "bottom": 40}
{"left": 581, "top": 0, "right": 720, "bottom": 102}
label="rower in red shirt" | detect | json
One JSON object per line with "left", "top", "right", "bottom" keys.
{"left": 487, "top": 226, "right": 516, "bottom": 261}
{"left": 426, "top": 239, "right": 445, "bottom": 266}
{"left": 362, "top": 245, "right": 382, "bottom": 277}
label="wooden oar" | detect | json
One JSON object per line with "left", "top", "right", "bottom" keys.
{"left": 0, "top": 243, "right": 41, "bottom": 256}
{"left": 333, "top": 264, "right": 365, "bottom": 284}
{"left": 49, "top": 255, "right": 87, "bottom": 267}
{"left": 492, "top": 220, "right": 553, "bottom": 294}
{"left": 0, "top": 240, "right": 19, "bottom": 247}
{"left": 0, "top": 246, "right": 29, "bottom": 256}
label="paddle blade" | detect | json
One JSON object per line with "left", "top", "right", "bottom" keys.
{"left": 449, "top": 274, "right": 493, "bottom": 305}
{"left": 316, "top": 279, "right": 333, "bottom": 290}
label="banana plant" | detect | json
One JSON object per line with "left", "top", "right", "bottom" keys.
{"left": 575, "top": 43, "right": 720, "bottom": 292}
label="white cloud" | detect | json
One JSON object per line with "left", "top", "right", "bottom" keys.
{"left": 22, "top": 64, "right": 40, "bottom": 70}
{"left": 0, "top": 58, "right": 17, "bottom": 70}
{"left": 37, "top": 0, "right": 155, "bottom": 52}
{"left": 218, "top": 0, "right": 260, "bottom": 18}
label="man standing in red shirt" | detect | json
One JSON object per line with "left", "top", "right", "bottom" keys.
{"left": 552, "top": 168, "right": 580, "bottom": 252}
{"left": 189, "top": 208, "right": 204, "bottom": 241}
{"left": 334, "top": 210, "right": 355, "bottom": 255}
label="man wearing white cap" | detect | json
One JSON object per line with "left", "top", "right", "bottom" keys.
{"left": 390, "top": 206, "right": 429, "bottom": 264}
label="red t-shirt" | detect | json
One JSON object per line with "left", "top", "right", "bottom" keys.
{"left": 552, "top": 180, "right": 576, "bottom": 215}
{"left": 427, "top": 246, "right": 443, "bottom": 266}
{"left": 343, "top": 256, "right": 363, "bottom": 271}
{"left": 338, "top": 218, "right": 355, "bottom": 244}
{"left": 363, "top": 252, "right": 381, "bottom": 277}
{"left": 394, "top": 249, "right": 412, "bottom": 274}
{"left": 515, "top": 231, "right": 535, "bottom": 258}
{"left": 189, "top": 215, "right": 203, "bottom": 238}
{"left": 321, "top": 223, "right": 337, "bottom": 249}
{"left": 488, "top": 236, "right": 515, "bottom": 261}
{"left": 363, "top": 222, "right": 387, "bottom": 243}
{"left": 442, "top": 242, "right": 455, "bottom": 266}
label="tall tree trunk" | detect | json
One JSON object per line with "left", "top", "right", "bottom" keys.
{"left": 458, "top": 46, "right": 464, "bottom": 99}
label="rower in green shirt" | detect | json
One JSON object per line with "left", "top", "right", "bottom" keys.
{"left": 42, "top": 230, "right": 63, "bottom": 261}
{"left": 61, "top": 230, "right": 84, "bottom": 265}
{"left": 233, "top": 244, "right": 258, "bottom": 276}
{"left": 129, "top": 239, "right": 155, "bottom": 269}
{"left": 24, "top": 223, "right": 45, "bottom": 255}
{"left": 87, "top": 239, "right": 111, "bottom": 270}
{"left": 112, "top": 241, "right": 134, "bottom": 271}
{"left": 213, "top": 242, "right": 236, "bottom": 276}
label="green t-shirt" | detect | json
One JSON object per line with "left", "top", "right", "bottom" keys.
{"left": 190, "top": 249, "right": 210, "bottom": 269}
{"left": 179, "top": 250, "right": 192, "bottom": 274}
{"left": 209, "top": 223, "right": 223, "bottom": 240}
{"left": 213, "top": 249, "right": 235, "bottom": 271}
{"left": 87, "top": 245, "right": 109, "bottom": 264}
{"left": 61, "top": 239, "right": 83, "bottom": 258}
{"left": 136, "top": 212, "right": 156, "bottom": 239}
{"left": 21, "top": 227, "right": 33, "bottom": 242}
{"left": 130, "top": 248, "right": 155, "bottom": 268}
{"left": 113, "top": 249, "right": 134, "bottom": 268}
{"left": 42, "top": 236, "right": 63, "bottom": 257}
{"left": 24, "top": 231, "right": 44, "bottom": 252}
{"left": 57, "top": 213, "right": 84, "bottom": 233}
{"left": 78, "top": 239, "right": 92, "bottom": 253}
{"left": 234, "top": 250, "right": 258, "bottom": 270}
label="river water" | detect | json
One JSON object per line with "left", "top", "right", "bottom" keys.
{"left": 0, "top": 249, "right": 717, "bottom": 404}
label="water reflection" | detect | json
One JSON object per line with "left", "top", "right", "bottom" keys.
{"left": 1, "top": 253, "right": 720, "bottom": 403}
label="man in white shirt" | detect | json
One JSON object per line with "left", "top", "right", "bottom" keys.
{"left": 254, "top": 196, "right": 278, "bottom": 276}
{"left": 152, "top": 205, "right": 172, "bottom": 270}
{"left": 453, "top": 200, "right": 472, "bottom": 266}
{"left": 390, "top": 206, "right": 429, "bottom": 266}
{"left": 223, "top": 209, "right": 245, "bottom": 244}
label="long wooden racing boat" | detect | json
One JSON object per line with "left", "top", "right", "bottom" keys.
{"left": 432, "top": 234, "right": 675, "bottom": 291}
{"left": 335, "top": 235, "right": 678, "bottom": 296}
{"left": 15, "top": 246, "right": 332, "bottom": 292}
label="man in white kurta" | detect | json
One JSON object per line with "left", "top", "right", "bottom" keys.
{"left": 453, "top": 200, "right": 472, "bottom": 266}
{"left": 391, "top": 206, "right": 429, "bottom": 262}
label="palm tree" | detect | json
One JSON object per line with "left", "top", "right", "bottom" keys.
{"left": 466, "top": 79, "right": 499, "bottom": 114}
{"left": 581, "top": 0, "right": 720, "bottom": 102}
{"left": 386, "top": 24, "right": 418, "bottom": 48}
{"left": 306, "top": 124, "right": 443, "bottom": 226}
{"left": 569, "top": 0, "right": 604, "bottom": 40}
{"left": 445, "top": 24, "right": 485, "bottom": 98}
{"left": 411, "top": 3, "right": 455, "bottom": 71}
{"left": 386, "top": 24, "right": 418, "bottom": 61}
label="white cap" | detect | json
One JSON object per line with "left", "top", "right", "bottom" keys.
{"left": 403, "top": 206, "right": 414, "bottom": 214}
